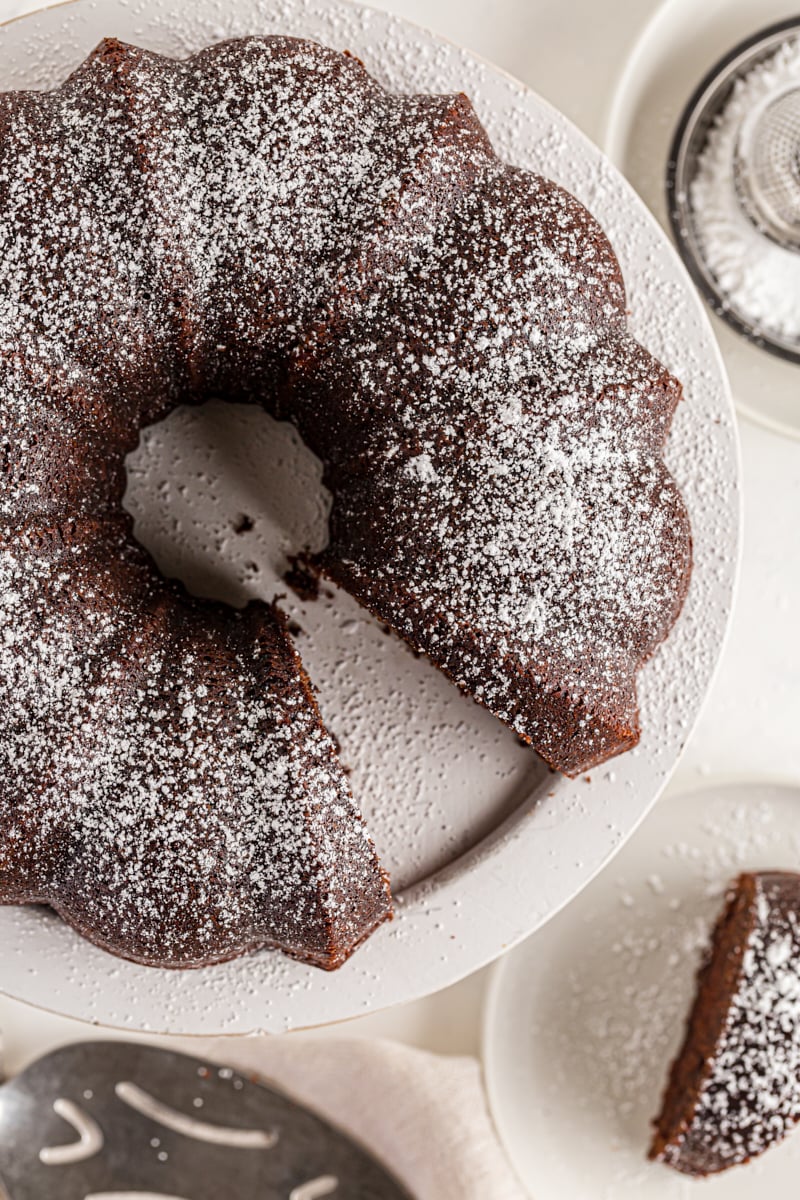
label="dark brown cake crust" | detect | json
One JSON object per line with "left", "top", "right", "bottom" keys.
{"left": 0, "top": 34, "right": 691, "bottom": 968}
{"left": 650, "top": 872, "right": 800, "bottom": 1175}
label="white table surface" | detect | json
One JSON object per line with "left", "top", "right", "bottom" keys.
{"left": 1, "top": 0, "right": 798, "bottom": 1081}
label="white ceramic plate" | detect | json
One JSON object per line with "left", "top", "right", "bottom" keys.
{"left": 484, "top": 778, "right": 800, "bottom": 1199}
{"left": 605, "top": 0, "right": 800, "bottom": 441}
{"left": 0, "top": 0, "right": 739, "bottom": 1035}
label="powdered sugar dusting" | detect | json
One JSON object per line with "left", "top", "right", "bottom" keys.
{"left": 0, "top": 518, "right": 389, "bottom": 966}
{"left": 0, "top": 28, "right": 690, "bottom": 967}
{"left": 683, "top": 874, "right": 800, "bottom": 1168}
{"left": 298, "top": 121, "right": 690, "bottom": 773}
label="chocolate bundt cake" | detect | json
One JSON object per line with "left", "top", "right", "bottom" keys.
{"left": 651, "top": 872, "right": 800, "bottom": 1175}
{"left": 0, "top": 35, "right": 691, "bottom": 968}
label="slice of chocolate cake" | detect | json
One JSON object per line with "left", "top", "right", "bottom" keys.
{"left": 650, "top": 871, "right": 800, "bottom": 1175}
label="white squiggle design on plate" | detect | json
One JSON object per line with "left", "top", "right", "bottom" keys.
{"left": 290, "top": 1176, "right": 339, "bottom": 1200}
{"left": 86, "top": 1193, "right": 191, "bottom": 1199}
{"left": 40, "top": 1099, "right": 104, "bottom": 1165}
{"left": 115, "top": 1081, "right": 278, "bottom": 1148}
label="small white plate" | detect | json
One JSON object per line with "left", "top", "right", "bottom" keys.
{"left": 605, "top": 0, "right": 800, "bottom": 441}
{"left": 484, "top": 778, "right": 800, "bottom": 1199}
{"left": 0, "top": 0, "right": 738, "bottom": 1035}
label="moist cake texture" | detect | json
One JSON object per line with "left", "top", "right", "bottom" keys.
{"left": 651, "top": 871, "right": 800, "bottom": 1174}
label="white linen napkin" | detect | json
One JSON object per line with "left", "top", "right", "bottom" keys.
{"left": 204, "top": 1036, "right": 528, "bottom": 1200}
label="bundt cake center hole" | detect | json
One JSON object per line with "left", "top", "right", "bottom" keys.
{"left": 123, "top": 399, "right": 332, "bottom": 607}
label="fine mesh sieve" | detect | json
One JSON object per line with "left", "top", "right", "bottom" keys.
{"left": 735, "top": 84, "right": 800, "bottom": 249}
{"left": 666, "top": 17, "right": 800, "bottom": 364}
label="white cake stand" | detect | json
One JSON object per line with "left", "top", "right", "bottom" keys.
{"left": 0, "top": 0, "right": 739, "bottom": 1035}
